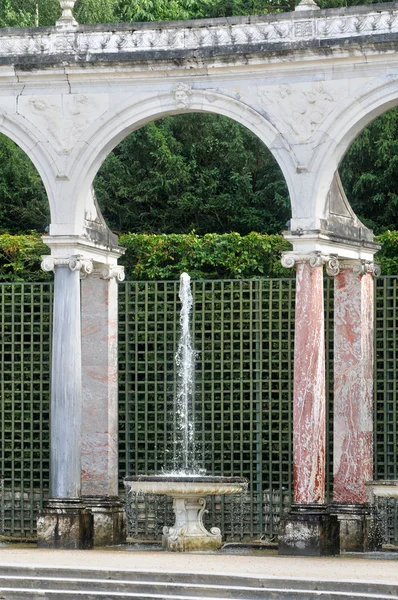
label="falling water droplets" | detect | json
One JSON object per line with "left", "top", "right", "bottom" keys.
{"left": 172, "top": 272, "right": 199, "bottom": 474}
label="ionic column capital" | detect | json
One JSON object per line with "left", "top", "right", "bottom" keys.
{"left": 95, "top": 265, "right": 126, "bottom": 282}
{"left": 281, "top": 253, "right": 380, "bottom": 278}
{"left": 281, "top": 251, "right": 329, "bottom": 269}
{"left": 326, "top": 258, "right": 381, "bottom": 278}
{"left": 41, "top": 255, "right": 93, "bottom": 276}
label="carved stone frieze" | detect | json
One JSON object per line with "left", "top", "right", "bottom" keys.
{"left": 19, "top": 94, "right": 109, "bottom": 154}
{"left": 259, "top": 82, "right": 337, "bottom": 141}
{"left": 0, "top": 5, "right": 397, "bottom": 61}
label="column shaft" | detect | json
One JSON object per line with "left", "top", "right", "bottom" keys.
{"left": 81, "top": 275, "right": 119, "bottom": 496}
{"left": 293, "top": 261, "right": 326, "bottom": 504}
{"left": 50, "top": 264, "right": 82, "bottom": 498}
{"left": 333, "top": 269, "right": 374, "bottom": 503}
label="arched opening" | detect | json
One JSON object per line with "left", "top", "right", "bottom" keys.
{"left": 339, "top": 106, "right": 398, "bottom": 234}
{"left": 93, "top": 112, "right": 290, "bottom": 236}
{"left": 0, "top": 131, "right": 52, "bottom": 539}
{"left": 81, "top": 108, "right": 293, "bottom": 543}
{"left": 0, "top": 133, "right": 49, "bottom": 234}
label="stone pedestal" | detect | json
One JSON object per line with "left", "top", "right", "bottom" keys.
{"left": 329, "top": 503, "right": 382, "bottom": 552}
{"left": 37, "top": 499, "right": 93, "bottom": 549}
{"left": 279, "top": 504, "right": 340, "bottom": 556}
{"left": 82, "top": 496, "right": 126, "bottom": 547}
{"left": 162, "top": 496, "right": 222, "bottom": 552}
{"left": 332, "top": 264, "right": 377, "bottom": 551}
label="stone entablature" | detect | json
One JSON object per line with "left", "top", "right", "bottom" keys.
{"left": 0, "top": 3, "right": 397, "bottom": 64}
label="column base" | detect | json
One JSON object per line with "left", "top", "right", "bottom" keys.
{"left": 278, "top": 504, "right": 340, "bottom": 556}
{"left": 37, "top": 498, "right": 94, "bottom": 549}
{"left": 329, "top": 502, "right": 382, "bottom": 552}
{"left": 82, "top": 496, "right": 126, "bottom": 547}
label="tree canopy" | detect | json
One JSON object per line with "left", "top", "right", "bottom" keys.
{"left": 0, "top": 0, "right": 396, "bottom": 238}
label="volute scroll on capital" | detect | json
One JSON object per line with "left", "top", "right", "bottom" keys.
{"left": 281, "top": 251, "right": 328, "bottom": 269}
{"left": 324, "top": 258, "right": 381, "bottom": 278}
{"left": 97, "top": 265, "right": 126, "bottom": 282}
{"left": 41, "top": 255, "right": 93, "bottom": 274}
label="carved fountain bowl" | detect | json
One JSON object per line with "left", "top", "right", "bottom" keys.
{"left": 124, "top": 474, "right": 248, "bottom": 497}
{"left": 367, "top": 480, "right": 398, "bottom": 498}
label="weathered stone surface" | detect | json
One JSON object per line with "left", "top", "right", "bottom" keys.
{"left": 329, "top": 503, "right": 382, "bottom": 552}
{"left": 81, "top": 496, "right": 126, "bottom": 547}
{"left": 37, "top": 499, "right": 93, "bottom": 550}
{"left": 0, "top": 5, "right": 397, "bottom": 65}
{"left": 279, "top": 505, "right": 340, "bottom": 556}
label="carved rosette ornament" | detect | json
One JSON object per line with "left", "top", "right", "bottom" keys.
{"left": 41, "top": 255, "right": 93, "bottom": 276}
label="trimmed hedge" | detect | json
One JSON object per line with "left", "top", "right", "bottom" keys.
{"left": 1, "top": 230, "right": 398, "bottom": 281}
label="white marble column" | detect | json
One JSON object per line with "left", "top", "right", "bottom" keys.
{"left": 42, "top": 256, "right": 93, "bottom": 497}
{"left": 38, "top": 255, "right": 94, "bottom": 549}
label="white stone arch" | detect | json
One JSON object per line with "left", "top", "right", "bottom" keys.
{"left": 67, "top": 88, "right": 298, "bottom": 230}
{"left": 310, "top": 76, "right": 398, "bottom": 224}
{"left": 0, "top": 110, "right": 58, "bottom": 221}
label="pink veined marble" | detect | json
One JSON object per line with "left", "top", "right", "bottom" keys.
{"left": 333, "top": 268, "right": 374, "bottom": 503}
{"left": 293, "top": 262, "right": 326, "bottom": 504}
{"left": 81, "top": 275, "right": 119, "bottom": 497}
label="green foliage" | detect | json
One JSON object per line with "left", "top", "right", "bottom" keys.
{"left": 0, "top": 0, "right": 60, "bottom": 28}
{"left": 340, "top": 108, "right": 398, "bottom": 234}
{"left": 0, "top": 231, "right": 292, "bottom": 280}
{"left": 0, "top": 134, "right": 49, "bottom": 234}
{"left": 119, "top": 231, "right": 291, "bottom": 279}
{"left": 374, "top": 231, "right": 398, "bottom": 276}
{"left": 5, "top": 231, "right": 398, "bottom": 281}
{"left": 96, "top": 114, "right": 289, "bottom": 236}
{"left": 0, "top": 233, "right": 50, "bottom": 281}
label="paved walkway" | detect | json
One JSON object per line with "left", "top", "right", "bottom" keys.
{"left": 0, "top": 546, "right": 397, "bottom": 584}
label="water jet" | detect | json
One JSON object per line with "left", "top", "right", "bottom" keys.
{"left": 125, "top": 273, "right": 247, "bottom": 551}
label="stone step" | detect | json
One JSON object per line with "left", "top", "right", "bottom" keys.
{"left": 0, "top": 567, "right": 397, "bottom": 600}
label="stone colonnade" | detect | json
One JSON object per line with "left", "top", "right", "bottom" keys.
{"left": 37, "top": 250, "right": 126, "bottom": 549}
{"left": 278, "top": 250, "right": 380, "bottom": 556}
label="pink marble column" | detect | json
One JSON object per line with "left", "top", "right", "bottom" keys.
{"left": 293, "top": 259, "right": 326, "bottom": 504}
{"left": 80, "top": 266, "right": 126, "bottom": 546}
{"left": 81, "top": 271, "right": 119, "bottom": 497}
{"left": 333, "top": 265, "right": 374, "bottom": 503}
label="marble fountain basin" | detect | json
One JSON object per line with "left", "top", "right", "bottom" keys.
{"left": 367, "top": 480, "right": 398, "bottom": 498}
{"left": 124, "top": 475, "right": 248, "bottom": 552}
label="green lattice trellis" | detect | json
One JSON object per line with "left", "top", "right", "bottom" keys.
{"left": 1, "top": 278, "right": 398, "bottom": 543}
